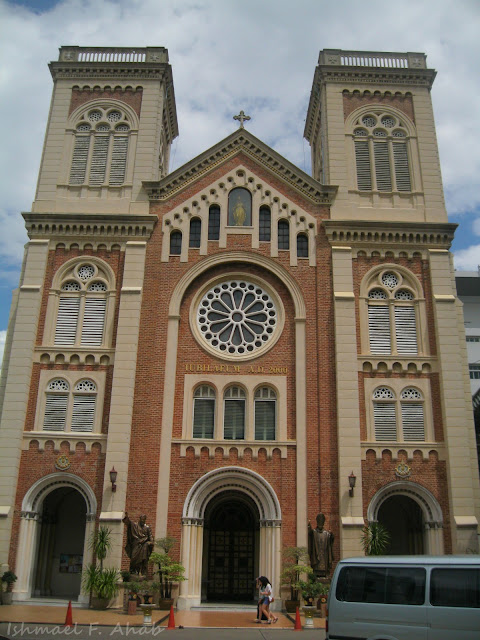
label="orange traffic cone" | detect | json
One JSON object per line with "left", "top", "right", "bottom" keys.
{"left": 167, "top": 604, "right": 175, "bottom": 630}
{"left": 294, "top": 605, "right": 302, "bottom": 631}
{"left": 64, "top": 600, "right": 73, "bottom": 628}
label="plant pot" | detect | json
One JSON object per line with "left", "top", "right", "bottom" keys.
{"left": 127, "top": 599, "right": 137, "bottom": 615}
{"left": 2, "top": 592, "right": 13, "bottom": 605}
{"left": 158, "top": 597, "right": 174, "bottom": 610}
{"left": 320, "top": 602, "right": 327, "bottom": 618}
{"left": 91, "top": 596, "right": 111, "bottom": 610}
{"left": 284, "top": 599, "right": 300, "bottom": 613}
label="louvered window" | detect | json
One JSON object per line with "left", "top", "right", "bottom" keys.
{"left": 278, "top": 220, "right": 290, "bottom": 250}
{"left": 368, "top": 306, "right": 391, "bottom": 354}
{"left": 354, "top": 140, "right": 372, "bottom": 190}
{"left": 43, "top": 379, "right": 69, "bottom": 431}
{"left": 394, "top": 305, "right": 417, "bottom": 354}
{"left": 254, "top": 387, "right": 276, "bottom": 440}
{"left": 373, "top": 387, "right": 396, "bottom": 441}
{"left": 353, "top": 113, "right": 411, "bottom": 192}
{"left": 208, "top": 205, "right": 220, "bottom": 240}
{"left": 53, "top": 263, "right": 109, "bottom": 348}
{"left": 71, "top": 380, "right": 97, "bottom": 432}
{"left": 259, "top": 207, "right": 271, "bottom": 241}
{"left": 193, "top": 385, "right": 215, "bottom": 438}
{"left": 224, "top": 387, "right": 245, "bottom": 439}
{"left": 69, "top": 107, "right": 132, "bottom": 187}
{"left": 401, "top": 388, "right": 424, "bottom": 440}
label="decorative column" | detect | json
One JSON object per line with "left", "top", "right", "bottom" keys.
{"left": 259, "top": 519, "right": 282, "bottom": 611}
{"left": 178, "top": 517, "right": 204, "bottom": 610}
{"left": 295, "top": 318, "right": 308, "bottom": 546}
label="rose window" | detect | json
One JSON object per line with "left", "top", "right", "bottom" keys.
{"left": 197, "top": 280, "right": 277, "bottom": 355}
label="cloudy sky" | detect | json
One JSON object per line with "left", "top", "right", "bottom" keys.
{"left": 1, "top": 0, "right": 479, "bottom": 365}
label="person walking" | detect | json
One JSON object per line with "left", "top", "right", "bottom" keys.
{"left": 258, "top": 576, "right": 278, "bottom": 624}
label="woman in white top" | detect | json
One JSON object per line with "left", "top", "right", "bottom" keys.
{"left": 258, "top": 575, "right": 278, "bottom": 624}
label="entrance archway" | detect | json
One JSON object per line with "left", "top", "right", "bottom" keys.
{"left": 367, "top": 481, "right": 444, "bottom": 555}
{"left": 15, "top": 473, "right": 97, "bottom": 602}
{"left": 378, "top": 495, "right": 424, "bottom": 554}
{"left": 33, "top": 487, "right": 87, "bottom": 598}
{"left": 203, "top": 491, "right": 258, "bottom": 602}
{"left": 178, "top": 467, "right": 281, "bottom": 610}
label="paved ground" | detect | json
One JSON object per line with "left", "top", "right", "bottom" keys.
{"left": 0, "top": 604, "right": 326, "bottom": 639}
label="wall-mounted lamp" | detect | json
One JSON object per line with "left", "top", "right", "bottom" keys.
{"left": 348, "top": 471, "right": 356, "bottom": 497}
{"left": 110, "top": 467, "right": 118, "bottom": 492}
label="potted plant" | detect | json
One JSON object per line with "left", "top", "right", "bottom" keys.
{"left": 280, "top": 546, "right": 312, "bottom": 612}
{"left": 361, "top": 521, "right": 390, "bottom": 556}
{"left": 120, "top": 570, "right": 131, "bottom": 583}
{"left": 1, "top": 570, "right": 17, "bottom": 605}
{"left": 316, "top": 582, "right": 330, "bottom": 617}
{"left": 149, "top": 535, "right": 186, "bottom": 609}
{"left": 298, "top": 575, "right": 323, "bottom": 607}
{"left": 121, "top": 580, "right": 142, "bottom": 615}
{"left": 82, "top": 526, "right": 120, "bottom": 609}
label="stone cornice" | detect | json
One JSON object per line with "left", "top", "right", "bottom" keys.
{"left": 324, "top": 219, "right": 457, "bottom": 249}
{"left": 143, "top": 129, "right": 337, "bottom": 205}
{"left": 23, "top": 212, "right": 157, "bottom": 243}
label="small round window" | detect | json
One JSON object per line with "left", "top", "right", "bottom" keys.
{"left": 193, "top": 277, "right": 283, "bottom": 360}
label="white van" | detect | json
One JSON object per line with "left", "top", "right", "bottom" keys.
{"left": 326, "top": 555, "right": 480, "bottom": 640}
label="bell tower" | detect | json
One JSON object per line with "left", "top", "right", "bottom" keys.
{"left": 33, "top": 46, "right": 178, "bottom": 215}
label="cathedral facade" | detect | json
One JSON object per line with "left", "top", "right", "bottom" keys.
{"left": 0, "top": 46, "right": 478, "bottom": 607}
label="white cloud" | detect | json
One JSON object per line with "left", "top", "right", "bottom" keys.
{"left": 453, "top": 245, "right": 480, "bottom": 271}
{"left": 0, "top": 330, "right": 6, "bottom": 372}
{"left": 0, "top": 0, "right": 480, "bottom": 323}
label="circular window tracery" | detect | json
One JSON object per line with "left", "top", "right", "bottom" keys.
{"left": 373, "top": 387, "right": 395, "bottom": 399}
{"left": 88, "top": 110, "right": 102, "bottom": 122}
{"left": 48, "top": 379, "right": 70, "bottom": 391}
{"left": 77, "top": 265, "right": 95, "bottom": 281}
{"left": 75, "top": 380, "right": 97, "bottom": 392}
{"left": 381, "top": 272, "right": 399, "bottom": 289}
{"left": 62, "top": 281, "right": 81, "bottom": 291}
{"left": 196, "top": 280, "right": 278, "bottom": 356}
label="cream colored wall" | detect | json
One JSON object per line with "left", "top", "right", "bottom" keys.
{"left": 32, "top": 79, "right": 166, "bottom": 215}
{"left": 429, "top": 249, "right": 480, "bottom": 552}
{"left": 0, "top": 240, "right": 49, "bottom": 567}
{"left": 331, "top": 247, "right": 364, "bottom": 556}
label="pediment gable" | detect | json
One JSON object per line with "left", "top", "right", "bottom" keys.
{"left": 143, "top": 128, "right": 337, "bottom": 205}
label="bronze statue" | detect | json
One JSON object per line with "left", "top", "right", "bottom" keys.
{"left": 308, "top": 513, "right": 334, "bottom": 578}
{"left": 122, "top": 512, "right": 154, "bottom": 575}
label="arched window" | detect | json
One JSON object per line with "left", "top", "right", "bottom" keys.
{"left": 353, "top": 113, "right": 411, "bottom": 192}
{"left": 372, "top": 385, "right": 425, "bottom": 442}
{"left": 297, "top": 233, "right": 308, "bottom": 258}
{"left": 224, "top": 386, "right": 245, "bottom": 439}
{"left": 170, "top": 230, "right": 182, "bottom": 255}
{"left": 69, "top": 107, "right": 132, "bottom": 186}
{"left": 254, "top": 387, "right": 276, "bottom": 440}
{"left": 54, "top": 262, "right": 109, "bottom": 347}
{"left": 228, "top": 188, "right": 252, "bottom": 226}
{"left": 259, "top": 206, "right": 271, "bottom": 241}
{"left": 208, "top": 205, "right": 220, "bottom": 240}
{"left": 367, "top": 270, "right": 418, "bottom": 355}
{"left": 189, "top": 218, "right": 201, "bottom": 248}
{"left": 193, "top": 385, "right": 215, "bottom": 438}
{"left": 278, "top": 220, "right": 289, "bottom": 250}
{"left": 43, "top": 378, "right": 97, "bottom": 433}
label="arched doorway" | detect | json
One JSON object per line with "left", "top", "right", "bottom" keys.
{"left": 378, "top": 495, "right": 424, "bottom": 554}
{"left": 203, "top": 491, "right": 258, "bottom": 603}
{"left": 33, "top": 487, "right": 87, "bottom": 598}
{"left": 367, "top": 481, "right": 444, "bottom": 555}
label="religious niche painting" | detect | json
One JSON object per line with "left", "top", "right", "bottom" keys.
{"left": 228, "top": 188, "right": 252, "bottom": 227}
{"left": 59, "top": 554, "right": 83, "bottom": 573}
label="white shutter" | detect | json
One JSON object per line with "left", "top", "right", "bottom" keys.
{"left": 43, "top": 394, "right": 68, "bottom": 431}
{"left": 368, "top": 305, "right": 391, "bottom": 354}
{"left": 393, "top": 143, "right": 411, "bottom": 191}
{"left": 355, "top": 141, "right": 372, "bottom": 190}
{"left": 193, "top": 398, "right": 215, "bottom": 438}
{"left": 395, "top": 306, "right": 417, "bottom": 354}
{"left": 401, "top": 402, "right": 424, "bottom": 440}
{"left": 224, "top": 400, "right": 245, "bottom": 439}
{"left": 55, "top": 297, "right": 80, "bottom": 345}
{"left": 89, "top": 135, "right": 109, "bottom": 185}
{"left": 374, "top": 142, "right": 392, "bottom": 191}
{"left": 81, "top": 298, "right": 106, "bottom": 346}
{"left": 254, "top": 400, "right": 276, "bottom": 440}
{"left": 69, "top": 135, "right": 90, "bottom": 184}
{"left": 374, "top": 402, "right": 396, "bottom": 440}
{"left": 71, "top": 395, "right": 96, "bottom": 432}
{"left": 109, "top": 136, "right": 128, "bottom": 185}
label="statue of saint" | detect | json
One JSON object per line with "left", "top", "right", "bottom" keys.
{"left": 122, "top": 512, "right": 154, "bottom": 575}
{"left": 233, "top": 196, "right": 246, "bottom": 226}
{"left": 308, "top": 513, "right": 334, "bottom": 578}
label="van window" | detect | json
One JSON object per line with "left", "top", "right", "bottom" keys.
{"left": 430, "top": 568, "right": 480, "bottom": 608}
{"left": 336, "top": 566, "right": 425, "bottom": 605}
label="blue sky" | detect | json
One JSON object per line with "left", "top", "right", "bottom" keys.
{"left": 1, "top": 0, "right": 480, "bottom": 361}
